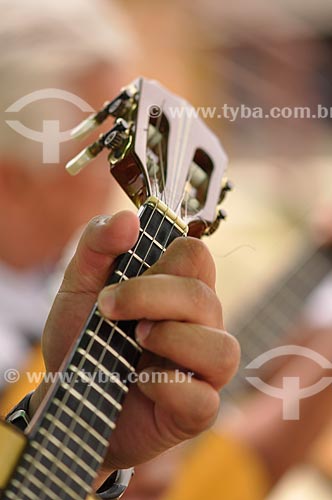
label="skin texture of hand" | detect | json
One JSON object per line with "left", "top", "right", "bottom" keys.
{"left": 30, "top": 211, "right": 240, "bottom": 482}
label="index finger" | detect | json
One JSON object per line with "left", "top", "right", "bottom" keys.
{"left": 145, "top": 237, "right": 217, "bottom": 290}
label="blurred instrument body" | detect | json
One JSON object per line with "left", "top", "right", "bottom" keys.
{"left": 226, "top": 244, "right": 332, "bottom": 398}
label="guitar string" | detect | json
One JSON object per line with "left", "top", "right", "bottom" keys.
{"left": 17, "top": 98, "right": 189, "bottom": 497}
{"left": 50, "top": 98, "right": 174, "bottom": 493}
{"left": 18, "top": 203, "right": 159, "bottom": 498}
{"left": 58, "top": 206, "right": 171, "bottom": 492}
{"left": 38, "top": 203, "right": 161, "bottom": 500}
{"left": 22, "top": 204, "right": 179, "bottom": 500}
{"left": 170, "top": 112, "right": 188, "bottom": 212}
{"left": 169, "top": 106, "right": 185, "bottom": 212}
{"left": 32, "top": 96, "right": 176, "bottom": 496}
{"left": 172, "top": 112, "right": 193, "bottom": 216}
{"left": 59, "top": 204, "right": 182, "bottom": 492}
{"left": 55, "top": 205, "right": 180, "bottom": 499}
{"left": 54, "top": 103, "right": 189, "bottom": 494}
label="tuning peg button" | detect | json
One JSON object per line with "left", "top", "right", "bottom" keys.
{"left": 219, "top": 179, "right": 234, "bottom": 204}
{"left": 217, "top": 209, "right": 227, "bottom": 220}
{"left": 65, "top": 147, "right": 95, "bottom": 175}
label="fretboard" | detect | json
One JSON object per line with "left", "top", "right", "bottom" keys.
{"left": 4, "top": 197, "right": 187, "bottom": 500}
{"left": 225, "top": 245, "right": 332, "bottom": 398}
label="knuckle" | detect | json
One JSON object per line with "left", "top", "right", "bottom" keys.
{"left": 218, "top": 334, "right": 241, "bottom": 387}
{"left": 196, "top": 390, "right": 220, "bottom": 427}
{"left": 188, "top": 279, "right": 210, "bottom": 308}
{"left": 214, "top": 297, "right": 223, "bottom": 327}
{"left": 182, "top": 389, "right": 220, "bottom": 435}
{"left": 188, "top": 279, "right": 222, "bottom": 326}
{"left": 182, "top": 237, "right": 211, "bottom": 269}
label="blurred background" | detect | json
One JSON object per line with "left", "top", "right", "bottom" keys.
{"left": 1, "top": 0, "right": 332, "bottom": 499}
{"left": 120, "top": 0, "right": 332, "bottom": 316}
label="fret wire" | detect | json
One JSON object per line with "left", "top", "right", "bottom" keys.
{"left": 72, "top": 202, "right": 183, "bottom": 465}
{"left": 27, "top": 315, "right": 107, "bottom": 500}
{"left": 52, "top": 397, "right": 113, "bottom": 442}
{"left": 71, "top": 206, "right": 170, "bottom": 426}
{"left": 17, "top": 464, "right": 82, "bottom": 500}
{"left": 30, "top": 217, "right": 149, "bottom": 498}
{"left": 76, "top": 347, "right": 129, "bottom": 393}
{"left": 37, "top": 427, "right": 97, "bottom": 485}
{"left": 21, "top": 451, "right": 85, "bottom": 500}
{"left": 139, "top": 227, "right": 167, "bottom": 252}
{"left": 83, "top": 332, "right": 136, "bottom": 373}
{"left": 11, "top": 478, "right": 55, "bottom": 500}
{"left": 93, "top": 315, "right": 143, "bottom": 352}
{"left": 114, "top": 269, "right": 129, "bottom": 280}
{"left": 35, "top": 202, "right": 162, "bottom": 498}
{"left": 68, "top": 363, "right": 123, "bottom": 410}
{"left": 128, "top": 249, "right": 151, "bottom": 267}
{"left": 16, "top": 468, "right": 74, "bottom": 500}
{"left": 135, "top": 215, "right": 168, "bottom": 278}
{"left": 61, "top": 381, "right": 115, "bottom": 430}
{"left": 14, "top": 202, "right": 181, "bottom": 499}
{"left": 43, "top": 414, "right": 107, "bottom": 468}
{"left": 23, "top": 318, "right": 109, "bottom": 500}
{"left": 34, "top": 362, "right": 113, "bottom": 500}
{"left": 31, "top": 437, "right": 91, "bottom": 498}
{"left": 60, "top": 203, "right": 180, "bottom": 489}
{"left": 53, "top": 202, "right": 167, "bottom": 495}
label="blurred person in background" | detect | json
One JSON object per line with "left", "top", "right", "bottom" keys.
{"left": 0, "top": 2, "right": 202, "bottom": 498}
{"left": 0, "top": 0, "right": 132, "bottom": 406}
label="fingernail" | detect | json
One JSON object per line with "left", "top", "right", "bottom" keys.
{"left": 136, "top": 320, "right": 154, "bottom": 345}
{"left": 95, "top": 215, "right": 112, "bottom": 226}
{"left": 98, "top": 284, "right": 118, "bottom": 315}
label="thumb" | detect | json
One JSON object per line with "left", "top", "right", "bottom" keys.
{"left": 61, "top": 210, "right": 140, "bottom": 294}
{"left": 42, "top": 211, "right": 139, "bottom": 371}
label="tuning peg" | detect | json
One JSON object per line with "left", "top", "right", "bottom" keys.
{"left": 70, "top": 87, "right": 137, "bottom": 140}
{"left": 217, "top": 208, "right": 228, "bottom": 220}
{"left": 66, "top": 119, "right": 131, "bottom": 176}
{"left": 65, "top": 140, "right": 104, "bottom": 176}
{"left": 204, "top": 209, "right": 228, "bottom": 236}
{"left": 219, "top": 179, "right": 233, "bottom": 204}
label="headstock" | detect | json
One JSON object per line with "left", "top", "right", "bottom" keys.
{"left": 66, "top": 77, "right": 231, "bottom": 238}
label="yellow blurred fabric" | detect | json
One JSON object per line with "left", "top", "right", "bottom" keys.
{"left": 0, "top": 345, "right": 44, "bottom": 417}
{"left": 164, "top": 431, "right": 270, "bottom": 500}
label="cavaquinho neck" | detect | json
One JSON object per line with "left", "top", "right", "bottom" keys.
{"left": 4, "top": 197, "right": 187, "bottom": 500}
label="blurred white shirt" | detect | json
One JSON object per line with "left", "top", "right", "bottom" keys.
{"left": 0, "top": 262, "right": 59, "bottom": 388}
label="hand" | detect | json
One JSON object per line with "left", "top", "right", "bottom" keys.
{"left": 30, "top": 211, "right": 240, "bottom": 480}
